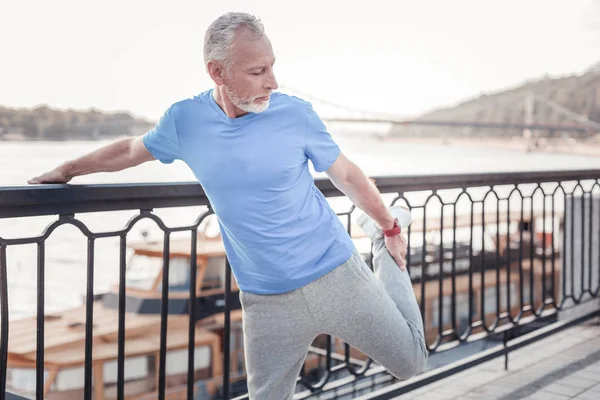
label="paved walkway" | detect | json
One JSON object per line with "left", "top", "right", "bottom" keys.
{"left": 395, "top": 317, "right": 600, "bottom": 400}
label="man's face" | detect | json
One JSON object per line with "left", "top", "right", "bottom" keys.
{"left": 222, "top": 30, "right": 278, "bottom": 113}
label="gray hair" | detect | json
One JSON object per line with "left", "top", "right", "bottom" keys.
{"left": 203, "top": 12, "right": 265, "bottom": 70}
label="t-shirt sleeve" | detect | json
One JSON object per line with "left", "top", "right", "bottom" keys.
{"left": 304, "top": 107, "right": 341, "bottom": 172}
{"left": 142, "top": 107, "right": 180, "bottom": 164}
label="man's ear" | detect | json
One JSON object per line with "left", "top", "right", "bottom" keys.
{"left": 207, "top": 60, "right": 226, "bottom": 86}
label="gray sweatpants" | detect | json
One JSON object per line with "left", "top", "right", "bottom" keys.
{"left": 239, "top": 238, "right": 428, "bottom": 399}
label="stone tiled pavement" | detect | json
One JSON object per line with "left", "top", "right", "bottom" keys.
{"left": 393, "top": 317, "right": 600, "bottom": 400}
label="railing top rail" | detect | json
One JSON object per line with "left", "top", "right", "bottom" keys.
{"left": 1, "top": 169, "right": 599, "bottom": 218}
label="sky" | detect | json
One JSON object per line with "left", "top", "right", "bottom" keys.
{"left": 1, "top": 0, "right": 599, "bottom": 120}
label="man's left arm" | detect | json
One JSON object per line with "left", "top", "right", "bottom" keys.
{"left": 326, "top": 153, "right": 408, "bottom": 269}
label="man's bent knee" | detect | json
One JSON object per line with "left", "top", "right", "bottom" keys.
{"left": 388, "top": 342, "right": 428, "bottom": 380}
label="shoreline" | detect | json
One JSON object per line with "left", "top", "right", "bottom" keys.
{"left": 381, "top": 136, "right": 600, "bottom": 158}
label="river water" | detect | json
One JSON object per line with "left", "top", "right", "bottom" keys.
{"left": 1, "top": 135, "right": 599, "bottom": 320}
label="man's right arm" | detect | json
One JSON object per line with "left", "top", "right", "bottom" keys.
{"left": 28, "top": 136, "right": 155, "bottom": 184}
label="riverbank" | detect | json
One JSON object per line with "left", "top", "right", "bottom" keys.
{"left": 381, "top": 135, "right": 600, "bottom": 158}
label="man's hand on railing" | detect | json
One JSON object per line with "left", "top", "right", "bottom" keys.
{"left": 385, "top": 233, "right": 408, "bottom": 271}
{"left": 27, "top": 137, "right": 155, "bottom": 185}
{"left": 28, "top": 167, "right": 72, "bottom": 184}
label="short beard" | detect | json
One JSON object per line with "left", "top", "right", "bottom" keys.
{"left": 223, "top": 85, "right": 270, "bottom": 113}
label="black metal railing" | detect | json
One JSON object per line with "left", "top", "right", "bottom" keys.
{"left": 1, "top": 169, "right": 600, "bottom": 399}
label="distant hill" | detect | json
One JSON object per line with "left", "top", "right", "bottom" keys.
{"left": 390, "top": 62, "right": 600, "bottom": 138}
{"left": 0, "top": 105, "right": 154, "bottom": 141}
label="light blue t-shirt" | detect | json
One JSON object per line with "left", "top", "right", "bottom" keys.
{"left": 143, "top": 90, "right": 355, "bottom": 294}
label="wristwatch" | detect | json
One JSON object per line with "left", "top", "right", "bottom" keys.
{"left": 383, "top": 218, "right": 401, "bottom": 237}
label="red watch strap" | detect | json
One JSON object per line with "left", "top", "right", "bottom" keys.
{"left": 383, "top": 219, "right": 401, "bottom": 237}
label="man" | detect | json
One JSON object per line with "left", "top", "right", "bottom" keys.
{"left": 29, "top": 12, "right": 427, "bottom": 399}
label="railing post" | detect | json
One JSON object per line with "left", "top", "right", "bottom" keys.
{"left": 0, "top": 245, "right": 9, "bottom": 400}
{"left": 223, "top": 258, "right": 232, "bottom": 399}
{"left": 503, "top": 330, "right": 509, "bottom": 370}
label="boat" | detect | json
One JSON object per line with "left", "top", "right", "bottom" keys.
{"left": 5, "top": 219, "right": 245, "bottom": 399}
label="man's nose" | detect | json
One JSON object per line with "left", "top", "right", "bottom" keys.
{"left": 265, "top": 70, "right": 278, "bottom": 91}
